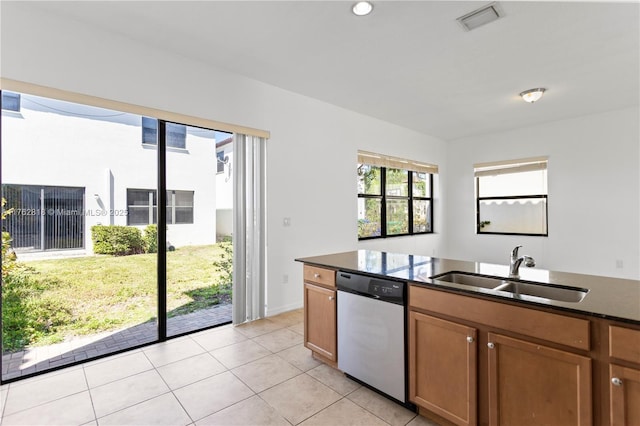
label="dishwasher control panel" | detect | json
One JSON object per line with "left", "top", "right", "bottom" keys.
{"left": 369, "top": 281, "right": 403, "bottom": 299}
{"left": 337, "top": 271, "right": 406, "bottom": 305}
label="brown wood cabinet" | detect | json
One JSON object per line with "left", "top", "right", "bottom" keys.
{"left": 609, "top": 364, "right": 640, "bottom": 425}
{"left": 303, "top": 265, "right": 337, "bottom": 364}
{"left": 409, "top": 285, "right": 593, "bottom": 426}
{"left": 487, "top": 333, "right": 592, "bottom": 426}
{"left": 608, "top": 325, "right": 640, "bottom": 425}
{"left": 409, "top": 311, "right": 477, "bottom": 426}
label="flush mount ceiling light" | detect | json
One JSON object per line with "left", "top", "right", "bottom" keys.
{"left": 352, "top": 1, "right": 373, "bottom": 16}
{"left": 457, "top": 2, "right": 503, "bottom": 31}
{"left": 519, "top": 88, "right": 547, "bottom": 103}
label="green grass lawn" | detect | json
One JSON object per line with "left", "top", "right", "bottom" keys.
{"left": 2, "top": 244, "right": 231, "bottom": 351}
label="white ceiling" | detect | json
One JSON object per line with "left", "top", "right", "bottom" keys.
{"left": 21, "top": 1, "right": 640, "bottom": 141}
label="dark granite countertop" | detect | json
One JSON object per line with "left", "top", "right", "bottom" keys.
{"left": 296, "top": 250, "right": 640, "bottom": 324}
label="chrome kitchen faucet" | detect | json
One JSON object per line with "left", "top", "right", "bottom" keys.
{"left": 509, "top": 245, "right": 535, "bottom": 279}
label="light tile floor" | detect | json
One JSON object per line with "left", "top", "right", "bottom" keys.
{"left": 0, "top": 309, "right": 441, "bottom": 426}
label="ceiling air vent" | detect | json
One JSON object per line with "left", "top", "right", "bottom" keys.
{"left": 457, "top": 2, "right": 503, "bottom": 31}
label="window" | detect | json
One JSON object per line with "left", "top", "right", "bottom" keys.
{"left": 357, "top": 151, "right": 437, "bottom": 239}
{"left": 141, "top": 117, "right": 187, "bottom": 149}
{"left": 475, "top": 157, "right": 548, "bottom": 236}
{"left": 127, "top": 189, "right": 194, "bottom": 225}
{"left": 216, "top": 151, "right": 225, "bottom": 173}
{"left": 127, "top": 188, "right": 157, "bottom": 225}
{"left": 1, "top": 91, "right": 21, "bottom": 112}
{"left": 168, "top": 190, "right": 194, "bottom": 224}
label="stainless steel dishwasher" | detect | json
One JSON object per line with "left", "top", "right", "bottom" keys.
{"left": 336, "top": 270, "right": 409, "bottom": 405}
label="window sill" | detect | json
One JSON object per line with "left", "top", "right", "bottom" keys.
{"left": 141, "top": 143, "right": 190, "bottom": 154}
{"left": 1, "top": 110, "right": 24, "bottom": 119}
{"left": 358, "top": 231, "right": 434, "bottom": 241}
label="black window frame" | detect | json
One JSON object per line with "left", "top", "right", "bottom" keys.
{"left": 357, "top": 164, "right": 433, "bottom": 240}
{"left": 141, "top": 117, "right": 187, "bottom": 149}
{"left": 475, "top": 166, "right": 548, "bottom": 237}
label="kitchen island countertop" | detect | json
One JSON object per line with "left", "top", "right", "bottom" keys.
{"left": 296, "top": 250, "right": 640, "bottom": 324}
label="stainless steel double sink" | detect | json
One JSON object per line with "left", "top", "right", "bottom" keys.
{"left": 430, "top": 272, "right": 589, "bottom": 303}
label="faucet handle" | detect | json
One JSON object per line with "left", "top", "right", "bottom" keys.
{"left": 511, "top": 245, "right": 522, "bottom": 258}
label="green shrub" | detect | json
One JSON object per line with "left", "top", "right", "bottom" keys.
{"left": 213, "top": 237, "right": 233, "bottom": 288}
{"left": 143, "top": 224, "right": 158, "bottom": 253}
{"left": 2, "top": 198, "right": 17, "bottom": 278}
{"left": 91, "top": 225, "right": 145, "bottom": 256}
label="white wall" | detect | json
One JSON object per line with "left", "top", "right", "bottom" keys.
{"left": 443, "top": 107, "right": 640, "bottom": 280}
{"left": 0, "top": 3, "right": 446, "bottom": 314}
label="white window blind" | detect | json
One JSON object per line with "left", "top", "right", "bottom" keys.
{"left": 358, "top": 150, "right": 438, "bottom": 175}
{"left": 474, "top": 156, "right": 547, "bottom": 177}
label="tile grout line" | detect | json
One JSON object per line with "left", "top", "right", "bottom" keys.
{"left": 190, "top": 392, "right": 257, "bottom": 424}
{"left": 81, "top": 364, "right": 99, "bottom": 425}
{"left": 142, "top": 348, "right": 197, "bottom": 426}
{"left": 1, "top": 388, "right": 91, "bottom": 420}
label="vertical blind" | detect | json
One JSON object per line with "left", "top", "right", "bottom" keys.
{"left": 232, "top": 134, "right": 267, "bottom": 324}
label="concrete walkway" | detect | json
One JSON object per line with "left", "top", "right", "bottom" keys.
{"left": 2, "top": 303, "right": 232, "bottom": 381}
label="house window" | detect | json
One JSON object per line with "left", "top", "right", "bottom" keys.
{"left": 357, "top": 151, "right": 437, "bottom": 239}
{"left": 127, "top": 188, "right": 157, "bottom": 225}
{"left": 127, "top": 189, "right": 194, "bottom": 225}
{"left": 475, "top": 157, "right": 548, "bottom": 236}
{"left": 216, "top": 151, "right": 225, "bottom": 173}
{"left": 1, "top": 91, "right": 21, "bottom": 112}
{"left": 141, "top": 117, "right": 187, "bottom": 149}
{"left": 168, "top": 190, "right": 194, "bottom": 224}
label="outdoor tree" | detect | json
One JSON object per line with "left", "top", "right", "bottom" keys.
{"left": 385, "top": 168, "right": 410, "bottom": 235}
{"left": 357, "top": 164, "right": 381, "bottom": 237}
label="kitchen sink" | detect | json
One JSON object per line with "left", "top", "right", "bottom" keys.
{"left": 431, "top": 272, "right": 508, "bottom": 289}
{"left": 431, "top": 271, "right": 589, "bottom": 303}
{"left": 492, "top": 281, "right": 588, "bottom": 303}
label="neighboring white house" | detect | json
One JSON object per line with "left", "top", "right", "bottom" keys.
{"left": 1, "top": 91, "right": 233, "bottom": 252}
{"left": 215, "top": 137, "right": 233, "bottom": 239}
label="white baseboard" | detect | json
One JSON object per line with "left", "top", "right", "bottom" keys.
{"left": 266, "top": 302, "right": 303, "bottom": 317}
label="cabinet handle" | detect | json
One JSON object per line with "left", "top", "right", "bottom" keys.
{"left": 612, "top": 377, "right": 623, "bottom": 386}
{"left": 467, "top": 336, "right": 474, "bottom": 343}
{"left": 487, "top": 342, "right": 495, "bottom": 349}
{"left": 329, "top": 296, "right": 335, "bottom": 301}
{"left": 314, "top": 273, "right": 320, "bottom": 279}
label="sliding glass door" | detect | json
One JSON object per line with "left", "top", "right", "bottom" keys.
{"left": 0, "top": 91, "right": 234, "bottom": 381}
{"left": 164, "top": 123, "right": 234, "bottom": 337}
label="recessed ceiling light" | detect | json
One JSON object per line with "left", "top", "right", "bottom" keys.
{"left": 352, "top": 1, "right": 373, "bottom": 16}
{"left": 520, "top": 88, "right": 547, "bottom": 103}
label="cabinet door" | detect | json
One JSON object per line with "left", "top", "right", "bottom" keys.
{"left": 304, "top": 283, "right": 337, "bottom": 361}
{"left": 409, "top": 311, "right": 478, "bottom": 426}
{"left": 487, "top": 333, "right": 592, "bottom": 426}
{"left": 610, "top": 364, "right": 640, "bottom": 426}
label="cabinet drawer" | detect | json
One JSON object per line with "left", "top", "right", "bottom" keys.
{"left": 303, "top": 265, "right": 336, "bottom": 287}
{"left": 609, "top": 325, "right": 640, "bottom": 364}
{"left": 410, "top": 285, "right": 590, "bottom": 351}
